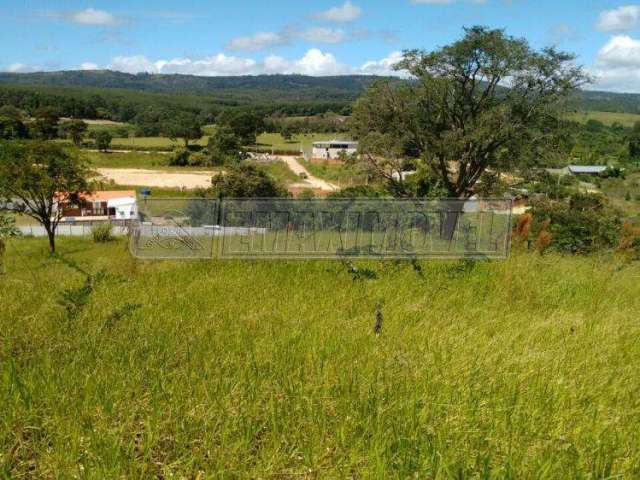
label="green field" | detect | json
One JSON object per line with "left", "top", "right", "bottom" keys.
{"left": 110, "top": 136, "right": 210, "bottom": 149}
{"left": 86, "top": 151, "right": 172, "bottom": 169}
{"left": 301, "top": 159, "right": 365, "bottom": 186}
{"left": 256, "top": 133, "right": 351, "bottom": 153}
{"left": 567, "top": 110, "right": 640, "bottom": 127}
{"left": 2, "top": 237, "right": 640, "bottom": 477}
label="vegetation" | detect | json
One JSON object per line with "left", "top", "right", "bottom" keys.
{"left": 1, "top": 238, "right": 639, "bottom": 477}
{"left": 0, "top": 211, "right": 19, "bottom": 274}
{"left": 351, "top": 26, "right": 586, "bottom": 199}
{"left": 91, "top": 222, "right": 114, "bottom": 243}
{"left": 209, "top": 163, "right": 289, "bottom": 198}
{"left": 94, "top": 131, "right": 113, "bottom": 152}
{"left": 0, "top": 141, "right": 92, "bottom": 253}
{"left": 59, "top": 119, "right": 88, "bottom": 146}
{"left": 526, "top": 193, "right": 624, "bottom": 254}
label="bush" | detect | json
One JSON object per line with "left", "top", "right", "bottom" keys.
{"left": 168, "top": 148, "right": 190, "bottom": 166}
{"left": 91, "top": 223, "right": 114, "bottom": 243}
{"left": 528, "top": 193, "right": 623, "bottom": 254}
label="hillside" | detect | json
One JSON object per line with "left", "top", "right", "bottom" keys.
{"left": 2, "top": 70, "right": 640, "bottom": 114}
{"left": 2, "top": 237, "right": 639, "bottom": 477}
{"left": 0, "top": 70, "right": 393, "bottom": 102}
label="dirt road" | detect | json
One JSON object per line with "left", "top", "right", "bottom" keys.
{"left": 97, "top": 168, "right": 215, "bottom": 189}
{"left": 278, "top": 156, "right": 339, "bottom": 192}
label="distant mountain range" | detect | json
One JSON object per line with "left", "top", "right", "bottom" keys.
{"left": 1, "top": 70, "right": 639, "bottom": 115}
{"left": 0, "top": 70, "right": 394, "bottom": 102}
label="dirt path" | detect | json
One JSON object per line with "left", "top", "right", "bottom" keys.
{"left": 278, "top": 156, "right": 339, "bottom": 192}
{"left": 97, "top": 168, "right": 216, "bottom": 189}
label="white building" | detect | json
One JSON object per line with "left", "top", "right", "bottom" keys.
{"left": 58, "top": 190, "right": 138, "bottom": 221}
{"left": 312, "top": 140, "right": 358, "bottom": 161}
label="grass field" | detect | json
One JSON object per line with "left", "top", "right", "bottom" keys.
{"left": 1, "top": 237, "right": 640, "bottom": 477}
{"left": 86, "top": 151, "right": 171, "bottom": 169}
{"left": 109, "top": 136, "right": 210, "bottom": 149}
{"left": 567, "top": 110, "right": 640, "bottom": 127}
{"left": 257, "top": 133, "right": 351, "bottom": 153}
{"left": 301, "top": 159, "right": 365, "bottom": 187}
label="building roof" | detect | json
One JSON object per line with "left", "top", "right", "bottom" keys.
{"left": 55, "top": 190, "right": 137, "bottom": 203}
{"left": 313, "top": 140, "right": 359, "bottom": 147}
{"left": 568, "top": 165, "right": 607, "bottom": 174}
{"left": 84, "top": 191, "right": 137, "bottom": 202}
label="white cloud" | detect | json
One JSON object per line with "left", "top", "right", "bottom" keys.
{"left": 226, "top": 27, "right": 348, "bottom": 52}
{"left": 65, "top": 49, "right": 404, "bottom": 77}
{"left": 40, "top": 8, "right": 122, "bottom": 26}
{"left": 80, "top": 62, "right": 99, "bottom": 70}
{"left": 70, "top": 8, "right": 117, "bottom": 25}
{"left": 226, "top": 32, "right": 286, "bottom": 52}
{"left": 597, "top": 5, "right": 640, "bottom": 32}
{"left": 300, "top": 28, "right": 346, "bottom": 44}
{"left": 589, "top": 35, "right": 640, "bottom": 92}
{"left": 360, "top": 51, "right": 406, "bottom": 76}
{"left": 411, "top": 0, "right": 489, "bottom": 4}
{"left": 6, "top": 63, "right": 35, "bottom": 73}
{"left": 411, "top": 0, "right": 455, "bottom": 4}
{"left": 3, "top": 49, "right": 410, "bottom": 78}
{"left": 315, "top": 1, "right": 362, "bottom": 22}
{"left": 293, "top": 49, "right": 349, "bottom": 75}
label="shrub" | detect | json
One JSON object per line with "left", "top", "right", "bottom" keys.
{"left": 617, "top": 221, "right": 640, "bottom": 261}
{"left": 91, "top": 223, "right": 114, "bottom": 243}
{"left": 168, "top": 148, "right": 190, "bottom": 166}
{"left": 529, "top": 193, "right": 623, "bottom": 254}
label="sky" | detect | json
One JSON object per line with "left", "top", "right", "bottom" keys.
{"left": 2, "top": 1, "right": 640, "bottom": 92}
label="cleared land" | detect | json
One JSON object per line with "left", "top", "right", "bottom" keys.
{"left": 567, "top": 110, "right": 640, "bottom": 127}
{"left": 97, "top": 168, "right": 217, "bottom": 189}
{"left": 1, "top": 239, "right": 639, "bottom": 477}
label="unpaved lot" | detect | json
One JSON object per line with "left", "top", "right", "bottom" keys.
{"left": 278, "top": 156, "right": 339, "bottom": 192}
{"left": 97, "top": 168, "right": 216, "bottom": 189}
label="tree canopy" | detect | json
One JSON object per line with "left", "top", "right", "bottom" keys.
{"left": 0, "top": 142, "right": 92, "bottom": 253}
{"left": 350, "top": 26, "right": 588, "bottom": 198}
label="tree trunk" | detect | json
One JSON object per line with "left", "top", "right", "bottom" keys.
{"left": 47, "top": 229, "right": 56, "bottom": 254}
{"left": 440, "top": 199, "right": 464, "bottom": 242}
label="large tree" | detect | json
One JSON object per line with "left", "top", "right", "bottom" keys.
{"left": 164, "top": 112, "right": 203, "bottom": 148}
{"left": 0, "top": 142, "right": 92, "bottom": 253}
{"left": 217, "top": 111, "right": 265, "bottom": 146}
{"left": 30, "top": 106, "right": 60, "bottom": 140}
{"left": 59, "top": 119, "right": 88, "bottom": 146}
{"left": 350, "top": 26, "right": 588, "bottom": 199}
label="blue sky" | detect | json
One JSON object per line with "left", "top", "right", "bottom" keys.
{"left": 2, "top": 1, "right": 640, "bottom": 91}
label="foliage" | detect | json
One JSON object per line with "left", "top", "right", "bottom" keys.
{"left": 209, "top": 163, "right": 290, "bottom": 198}
{"left": 59, "top": 119, "right": 88, "bottom": 146}
{"left": 617, "top": 221, "right": 640, "bottom": 261}
{"left": 94, "top": 131, "right": 112, "bottom": 152}
{"left": 206, "top": 126, "right": 244, "bottom": 165}
{"left": 30, "top": 106, "right": 60, "bottom": 139}
{"left": 528, "top": 193, "right": 623, "bottom": 254}
{"left": 91, "top": 223, "right": 114, "bottom": 243}
{"left": 0, "top": 211, "right": 20, "bottom": 273}
{"left": 0, "top": 141, "right": 92, "bottom": 253}
{"left": 351, "top": 26, "right": 587, "bottom": 197}
{"left": 217, "top": 110, "right": 265, "bottom": 145}
{"left": 167, "top": 148, "right": 191, "bottom": 167}
{"left": 163, "top": 111, "right": 203, "bottom": 147}
{"left": 0, "top": 105, "right": 28, "bottom": 140}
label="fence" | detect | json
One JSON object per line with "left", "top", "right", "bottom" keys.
{"left": 130, "top": 198, "right": 513, "bottom": 260}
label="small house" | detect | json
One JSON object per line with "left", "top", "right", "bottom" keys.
{"left": 57, "top": 191, "right": 138, "bottom": 221}
{"left": 312, "top": 140, "right": 358, "bottom": 161}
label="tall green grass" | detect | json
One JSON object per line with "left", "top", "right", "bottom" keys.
{"left": 1, "top": 238, "right": 639, "bottom": 478}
